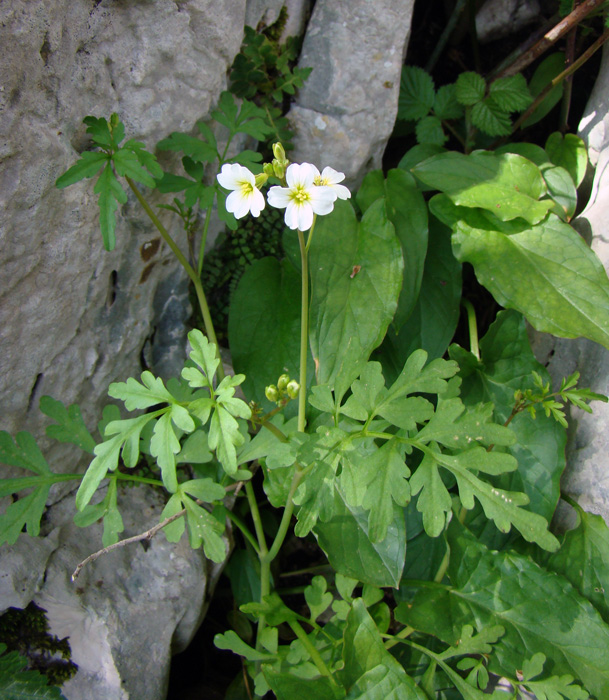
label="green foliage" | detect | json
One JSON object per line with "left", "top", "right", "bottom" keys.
{"left": 397, "top": 65, "right": 532, "bottom": 145}
{"left": 229, "top": 19, "right": 312, "bottom": 150}
{"left": 0, "top": 604, "right": 76, "bottom": 689}
{"left": 0, "top": 644, "right": 68, "bottom": 699}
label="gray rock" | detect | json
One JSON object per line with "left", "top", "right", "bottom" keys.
{"left": 531, "top": 45, "right": 609, "bottom": 525}
{"left": 286, "top": 0, "right": 416, "bottom": 188}
{"left": 475, "top": 0, "right": 541, "bottom": 44}
{"left": 0, "top": 485, "right": 224, "bottom": 700}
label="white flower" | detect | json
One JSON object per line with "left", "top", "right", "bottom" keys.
{"left": 217, "top": 163, "right": 265, "bottom": 219}
{"left": 267, "top": 162, "right": 337, "bottom": 230}
{"left": 312, "top": 166, "right": 351, "bottom": 200}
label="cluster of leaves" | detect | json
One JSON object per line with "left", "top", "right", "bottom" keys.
{"left": 229, "top": 15, "right": 312, "bottom": 150}
{"left": 0, "top": 604, "right": 76, "bottom": 687}
{"left": 55, "top": 93, "right": 275, "bottom": 254}
{"left": 0, "top": 643, "right": 67, "bottom": 700}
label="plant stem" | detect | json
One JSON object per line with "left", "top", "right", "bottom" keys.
{"left": 288, "top": 620, "right": 337, "bottom": 682}
{"left": 114, "top": 472, "right": 165, "bottom": 488}
{"left": 461, "top": 298, "right": 480, "bottom": 360}
{"left": 125, "top": 177, "right": 224, "bottom": 381}
{"left": 297, "top": 227, "right": 310, "bottom": 433}
{"left": 491, "top": 0, "right": 607, "bottom": 80}
{"left": 511, "top": 27, "right": 609, "bottom": 134}
{"left": 197, "top": 202, "right": 214, "bottom": 276}
{"left": 225, "top": 509, "right": 260, "bottom": 555}
{"left": 425, "top": 0, "right": 468, "bottom": 73}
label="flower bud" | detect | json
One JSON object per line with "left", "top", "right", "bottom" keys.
{"left": 265, "top": 384, "right": 279, "bottom": 402}
{"left": 286, "top": 380, "right": 300, "bottom": 399}
{"left": 272, "top": 142, "right": 286, "bottom": 163}
{"left": 277, "top": 373, "right": 290, "bottom": 391}
{"left": 254, "top": 172, "right": 269, "bottom": 189}
{"left": 263, "top": 162, "right": 275, "bottom": 178}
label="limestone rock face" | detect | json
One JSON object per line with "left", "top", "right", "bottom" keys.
{"left": 0, "top": 0, "right": 249, "bottom": 447}
{"left": 532, "top": 46, "right": 609, "bottom": 525}
{"left": 286, "top": 0, "right": 416, "bottom": 188}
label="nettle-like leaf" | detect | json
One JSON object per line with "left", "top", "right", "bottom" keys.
{"left": 455, "top": 71, "right": 486, "bottom": 106}
{"left": 433, "top": 83, "right": 464, "bottom": 120}
{"left": 398, "top": 65, "right": 436, "bottom": 121}
{"left": 211, "top": 91, "right": 272, "bottom": 141}
{"left": 415, "top": 115, "right": 447, "bottom": 146}
{"left": 0, "top": 643, "right": 67, "bottom": 700}
{"left": 471, "top": 97, "right": 513, "bottom": 137}
{"left": 488, "top": 74, "right": 532, "bottom": 112}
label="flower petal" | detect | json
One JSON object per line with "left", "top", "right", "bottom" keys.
{"left": 267, "top": 186, "right": 291, "bottom": 209}
{"left": 295, "top": 202, "right": 314, "bottom": 231}
{"left": 320, "top": 166, "right": 345, "bottom": 185}
{"left": 284, "top": 201, "right": 301, "bottom": 230}
{"left": 249, "top": 188, "right": 265, "bottom": 217}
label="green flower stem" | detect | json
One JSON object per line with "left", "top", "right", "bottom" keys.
{"left": 125, "top": 176, "right": 224, "bottom": 381}
{"left": 297, "top": 222, "right": 314, "bottom": 433}
{"left": 225, "top": 508, "right": 260, "bottom": 555}
{"left": 114, "top": 472, "right": 165, "bottom": 488}
{"left": 288, "top": 620, "right": 337, "bottom": 682}
{"left": 264, "top": 468, "right": 304, "bottom": 563}
{"left": 461, "top": 299, "right": 480, "bottom": 360}
{"left": 197, "top": 201, "right": 214, "bottom": 276}
{"left": 245, "top": 480, "right": 270, "bottom": 655}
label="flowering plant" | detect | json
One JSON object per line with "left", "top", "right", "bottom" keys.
{"left": 2, "top": 90, "right": 609, "bottom": 700}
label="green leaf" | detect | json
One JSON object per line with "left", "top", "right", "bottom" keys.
{"left": 208, "top": 405, "right": 244, "bottom": 475}
{"left": 186, "top": 329, "right": 220, "bottom": 388}
{"left": 263, "top": 669, "right": 345, "bottom": 700}
{"left": 447, "top": 207, "right": 609, "bottom": 349}
{"left": 214, "top": 630, "right": 276, "bottom": 662}
{"left": 176, "top": 430, "right": 213, "bottom": 464}
{"left": 361, "top": 440, "right": 411, "bottom": 543}
{"left": 39, "top": 396, "right": 95, "bottom": 453}
{"left": 455, "top": 71, "right": 486, "bottom": 106}
{"left": 101, "top": 478, "right": 124, "bottom": 547}
{"left": 433, "top": 83, "right": 464, "bottom": 120}
{"left": 55, "top": 151, "right": 109, "bottom": 188}
{"left": 546, "top": 132, "right": 588, "bottom": 188}
{"left": 342, "top": 599, "right": 423, "bottom": 698}
{"left": 75, "top": 413, "right": 157, "bottom": 509}
{"left": 305, "top": 576, "right": 334, "bottom": 622}
{"left": 109, "top": 370, "right": 176, "bottom": 410}
{"left": 416, "top": 115, "right": 447, "bottom": 146}
{"left": 544, "top": 501, "right": 609, "bottom": 625}
{"left": 375, "top": 215, "right": 461, "bottom": 381}
{"left": 313, "top": 485, "right": 406, "bottom": 588}
{"left": 94, "top": 163, "right": 127, "bottom": 251}
{"left": 156, "top": 132, "right": 217, "bottom": 162}
{"left": 309, "top": 199, "right": 403, "bottom": 403}
{"left": 0, "top": 431, "right": 51, "bottom": 475}
{"left": 0, "top": 644, "right": 67, "bottom": 699}
{"left": 520, "top": 653, "right": 590, "bottom": 700}
{"left": 488, "top": 74, "right": 532, "bottom": 112}
{"left": 471, "top": 97, "right": 513, "bottom": 136}
{"left": 398, "top": 524, "right": 609, "bottom": 698}
{"left": 398, "top": 66, "right": 435, "bottom": 121}
{"left": 541, "top": 164, "right": 577, "bottom": 220}
{"left": 451, "top": 310, "right": 566, "bottom": 523}
{"left": 409, "top": 451, "right": 453, "bottom": 537}
{"left": 522, "top": 52, "right": 565, "bottom": 128}
{"left": 123, "top": 139, "right": 164, "bottom": 180}
{"left": 83, "top": 114, "right": 116, "bottom": 148}
{"left": 160, "top": 493, "right": 185, "bottom": 542}
{"left": 183, "top": 495, "right": 226, "bottom": 559}
{"left": 0, "top": 484, "right": 51, "bottom": 545}
{"left": 180, "top": 478, "right": 226, "bottom": 503}
{"left": 149, "top": 411, "right": 181, "bottom": 492}
{"left": 413, "top": 151, "right": 553, "bottom": 224}
{"left": 229, "top": 257, "right": 302, "bottom": 406}
{"left": 112, "top": 148, "right": 156, "bottom": 187}
{"left": 357, "top": 170, "right": 429, "bottom": 332}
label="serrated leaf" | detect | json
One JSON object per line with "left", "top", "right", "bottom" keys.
{"left": 55, "top": 151, "right": 109, "bottom": 188}
{"left": 123, "top": 139, "right": 164, "bottom": 180}
{"left": 0, "top": 644, "right": 67, "bottom": 699}
{"left": 398, "top": 66, "right": 435, "bottom": 121}
{"left": 488, "top": 74, "right": 532, "bottom": 112}
{"left": 83, "top": 114, "right": 115, "bottom": 148}
{"left": 434, "top": 83, "right": 464, "bottom": 120}
{"left": 416, "top": 115, "right": 447, "bottom": 146}
{"left": 40, "top": 396, "right": 95, "bottom": 453}
{"left": 456, "top": 72, "right": 486, "bottom": 106}
{"left": 471, "top": 97, "right": 513, "bottom": 136}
